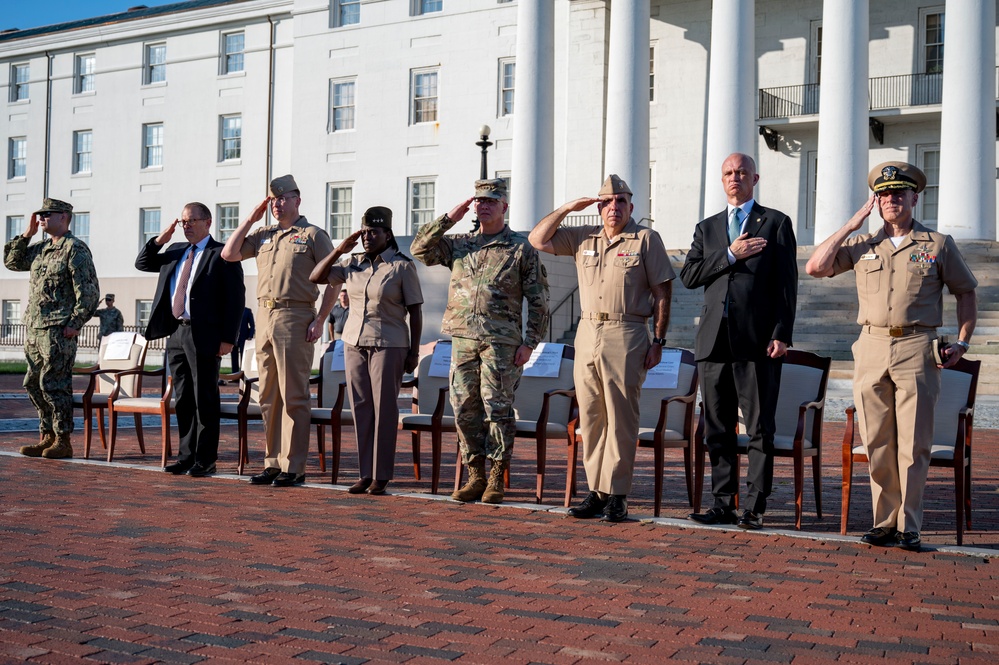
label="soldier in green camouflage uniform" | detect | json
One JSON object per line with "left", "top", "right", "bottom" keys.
{"left": 3, "top": 198, "right": 100, "bottom": 459}
{"left": 412, "top": 179, "right": 549, "bottom": 504}
{"left": 92, "top": 294, "right": 124, "bottom": 341}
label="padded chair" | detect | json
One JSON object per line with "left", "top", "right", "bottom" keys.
{"left": 311, "top": 343, "right": 350, "bottom": 482}
{"left": 694, "top": 349, "right": 831, "bottom": 529}
{"left": 106, "top": 355, "right": 174, "bottom": 465}
{"left": 399, "top": 340, "right": 455, "bottom": 494}
{"left": 841, "top": 357, "right": 981, "bottom": 545}
{"left": 219, "top": 341, "right": 261, "bottom": 475}
{"left": 73, "top": 332, "right": 149, "bottom": 459}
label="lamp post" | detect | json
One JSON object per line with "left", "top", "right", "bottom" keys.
{"left": 476, "top": 125, "right": 492, "bottom": 179}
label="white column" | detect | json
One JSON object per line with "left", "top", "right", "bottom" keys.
{"left": 605, "top": 0, "right": 650, "bottom": 221}
{"left": 510, "top": 0, "right": 554, "bottom": 233}
{"left": 814, "top": 1, "right": 869, "bottom": 241}
{"left": 938, "top": 0, "right": 996, "bottom": 240}
{"left": 702, "top": 0, "right": 755, "bottom": 215}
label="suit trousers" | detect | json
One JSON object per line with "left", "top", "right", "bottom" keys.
{"left": 166, "top": 325, "right": 222, "bottom": 465}
{"left": 257, "top": 307, "right": 317, "bottom": 475}
{"left": 852, "top": 331, "right": 940, "bottom": 533}
{"left": 699, "top": 324, "right": 781, "bottom": 514}
{"left": 344, "top": 344, "right": 407, "bottom": 481}
{"left": 574, "top": 319, "right": 650, "bottom": 496}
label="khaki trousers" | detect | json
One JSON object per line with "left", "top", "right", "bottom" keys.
{"left": 574, "top": 319, "right": 650, "bottom": 496}
{"left": 344, "top": 344, "right": 407, "bottom": 481}
{"left": 852, "top": 331, "right": 940, "bottom": 533}
{"left": 257, "top": 307, "right": 317, "bottom": 475}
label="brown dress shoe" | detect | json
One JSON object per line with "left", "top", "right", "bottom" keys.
{"left": 349, "top": 478, "right": 372, "bottom": 494}
{"left": 367, "top": 480, "right": 389, "bottom": 495}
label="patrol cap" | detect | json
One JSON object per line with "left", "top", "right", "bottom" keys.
{"left": 105, "top": 294, "right": 115, "bottom": 300}
{"left": 868, "top": 161, "right": 926, "bottom": 194}
{"left": 269, "top": 174, "right": 300, "bottom": 197}
{"left": 361, "top": 206, "right": 392, "bottom": 230}
{"left": 598, "top": 174, "right": 632, "bottom": 197}
{"left": 473, "top": 178, "right": 508, "bottom": 201}
{"left": 34, "top": 198, "right": 73, "bottom": 215}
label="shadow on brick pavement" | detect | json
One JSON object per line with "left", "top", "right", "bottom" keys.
{"left": 1, "top": 375, "right": 999, "bottom": 663}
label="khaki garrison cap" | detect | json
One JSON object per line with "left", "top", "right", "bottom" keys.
{"left": 598, "top": 174, "right": 632, "bottom": 197}
{"left": 34, "top": 198, "right": 73, "bottom": 215}
{"left": 868, "top": 161, "right": 926, "bottom": 194}
{"left": 269, "top": 174, "right": 300, "bottom": 197}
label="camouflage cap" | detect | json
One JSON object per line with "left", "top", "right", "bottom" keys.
{"left": 33, "top": 198, "right": 73, "bottom": 215}
{"left": 105, "top": 294, "right": 115, "bottom": 300}
{"left": 474, "top": 178, "right": 508, "bottom": 202}
{"left": 868, "top": 161, "right": 926, "bottom": 194}
{"left": 598, "top": 174, "right": 632, "bottom": 197}
{"left": 361, "top": 206, "right": 393, "bottom": 230}
{"left": 269, "top": 174, "right": 300, "bottom": 197}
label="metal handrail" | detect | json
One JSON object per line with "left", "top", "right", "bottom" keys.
{"left": 547, "top": 287, "right": 579, "bottom": 343}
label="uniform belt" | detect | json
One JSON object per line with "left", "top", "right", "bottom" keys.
{"left": 259, "top": 299, "right": 313, "bottom": 309}
{"left": 581, "top": 311, "right": 648, "bottom": 323}
{"left": 177, "top": 318, "right": 191, "bottom": 326}
{"left": 863, "top": 324, "right": 936, "bottom": 338}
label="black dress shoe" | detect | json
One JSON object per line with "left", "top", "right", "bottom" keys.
{"left": 860, "top": 526, "right": 898, "bottom": 547}
{"left": 688, "top": 507, "right": 738, "bottom": 525}
{"left": 187, "top": 462, "right": 216, "bottom": 477}
{"left": 250, "top": 467, "right": 281, "bottom": 485}
{"left": 896, "top": 531, "right": 922, "bottom": 552}
{"left": 737, "top": 510, "right": 764, "bottom": 530}
{"left": 349, "top": 478, "right": 372, "bottom": 494}
{"left": 272, "top": 472, "right": 305, "bottom": 487}
{"left": 368, "top": 479, "right": 389, "bottom": 495}
{"left": 567, "top": 492, "right": 607, "bottom": 519}
{"left": 601, "top": 495, "right": 628, "bottom": 522}
{"left": 164, "top": 460, "right": 193, "bottom": 475}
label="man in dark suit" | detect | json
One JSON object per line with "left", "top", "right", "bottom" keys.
{"left": 229, "top": 307, "right": 255, "bottom": 375}
{"left": 681, "top": 153, "right": 797, "bottom": 529}
{"left": 136, "top": 202, "right": 245, "bottom": 477}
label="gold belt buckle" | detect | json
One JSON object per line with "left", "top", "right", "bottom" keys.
{"left": 263, "top": 299, "right": 276, "bottom": 309}
{"left": 596, "top": 312, "right": 609, "bottom": 321}
{"left": 889, "top": 326, "right": 904, "bottom": 338}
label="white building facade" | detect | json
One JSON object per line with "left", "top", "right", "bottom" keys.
{"left": 1, "top": 0, "right": 996, "bottom": 334}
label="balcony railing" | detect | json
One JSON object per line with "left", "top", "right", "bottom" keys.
{"left": 759, "top": 69, "right": 997, "bottom": 120}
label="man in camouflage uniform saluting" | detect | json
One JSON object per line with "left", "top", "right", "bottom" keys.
{"left": 92, "top": 293, "right": 124, "bottom": 343}
{"left": 4, "top": 198, "right": 100, "bottom": 459}
{"left": 412, "top": 179, "right": 549, "bottom": 504}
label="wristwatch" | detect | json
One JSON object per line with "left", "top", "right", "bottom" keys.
{"left": 955, "top": 340, "right": 970, "bottom": 352}
{"left": 652, "top": 337, "right": 667, "bottom": 346}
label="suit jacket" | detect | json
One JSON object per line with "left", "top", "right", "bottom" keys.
{"left": 136, "top": 237, "right": 245, "bottom": 355}
{"left": 680, "top": 202, "right": 797, "bottom": 361}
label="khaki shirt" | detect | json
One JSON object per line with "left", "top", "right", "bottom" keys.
{"left": 239, "top": 216, "right": 334, "bottom": 304}
{"left": 550, "top": 219, "right": 675, "bottom": 317}
{"left": 327, "top": 248, "right": 423, "bottom": 348}
{"left": 831, "top": 221, "right": 978, "bottom": 328}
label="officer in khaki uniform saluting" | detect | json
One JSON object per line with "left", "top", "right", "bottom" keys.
{"left": 530, "top": 175, "right": 674, "bottom": 522}
{"left": 222, "top": 175, "right": 338, "bottom": 487}
{"left": 806, "top": 161, "right": 978, "bottom": 551}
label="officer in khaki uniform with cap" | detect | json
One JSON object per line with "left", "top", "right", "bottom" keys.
{"left": 222, "top": 175, "right": 338, "bottom": 487}
{"left": 310, "top": 205, "right": 423, "bottom": 495}
{"left": 807, "top": 161, "right": 978, "bottom": 551}
{"left": 5, "top": 198, "right": 100, "bottom": 460}
{"left": 530, "top": 175, "right": 674, "bottom": 522}
{"left": 413, "top": 179, "right": 549, "bottom": 505}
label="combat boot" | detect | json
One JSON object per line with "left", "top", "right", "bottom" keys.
{"left": 451, "top": 458, "right": 487, "bottom": 502}
{"left": 480, "top": 459, "right": 508, "bottom": 504}
{"left": 19, "top": 432, "right": 55, "bottom": 457}
{"left": 41, "top": 434, "right": 73, "bottom": 459}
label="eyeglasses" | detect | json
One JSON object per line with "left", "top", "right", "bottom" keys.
{"left": 180, "top": 218, "right": 210, "bottom": 227}
{"left": 272, "top": 194, "right": 299, "bottom": 204}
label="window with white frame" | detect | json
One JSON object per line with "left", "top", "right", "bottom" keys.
{"left": 498, "top": 59, "right": 515, "bottom": 116}
{"left": 809, "top": 21, "right": 823, "bottom": 84}
{"left": 2, "top": 300, "right": 22, "bottom": 327}
{"left": 10, "top": 63, "right": 29, "bottom": 102}
{"left": 922, "top": 9, "right": 945, "bottom": 74}
{"left": 75, "top": 54, "right": 95, "bottom": 93}
{"left": 220, "top": 115, "right": 241, "bottom": 161}
{"left": 408, "top": 177, "right": 436, "bottom": 234}
{"left": 327, "top": 183, "right": 353, "bottom": 239}
{"left": 8, "top": 137, "right": 26, "bottom": 179}
{"left": 410, "top": 68, "right": 438, "bottom": 124}
{"left": 222, "top": 32, "right": 245, "bottom": 74}
{"left": 917, "top": 145, "right": 940, "bottom": 229}
{"left": 413, "top": 0, "right": 443, "bottom": 15}
{"left": 142, "top": 123, "right": 163, "bottom": 168}
{"left": 334, "top": 0, "right": 360, "bottom": 27}
{"left": 73, "top": 130, "right": 92, "bottom": 174}
{"left": 135, "top": 300, "right": 153, "bottom": 329}
{"left": 73, "top": 212, "right": 90, "bottom": 244}
{"left": 140, "top": 208, "right": 161, "bottom": 246}
{"left": 330, "top": 79, "right": 356, "bottom": 132}
{"left": 144, "top": 43, "right": 166, "bottom": 84}
{"left": 216, "top": 204, "right": 239, "bottom": 241}
{"left": 6, "top": 216, "right": 25, "bottom": 242}
{"left": 649, "top": 44, "right": 655, "bottom": 102}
